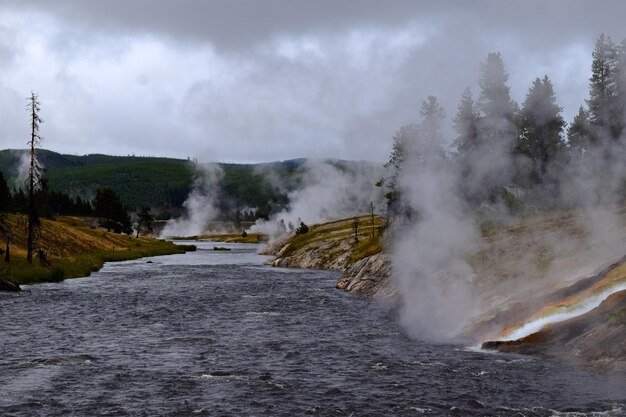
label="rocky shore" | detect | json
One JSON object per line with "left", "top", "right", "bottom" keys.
{"left": 260, "top": 217, "right": 392, "bottom": 297}
{"left": 262, "top": 213, "right": 626, "bottom": 372}
{"left": 480, "top": 256, "right": 626, "bottom": 372}
{"left": 482, "top": 289, "right": 626, "bottom": 372}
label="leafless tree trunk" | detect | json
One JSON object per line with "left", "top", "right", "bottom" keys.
{"left": 26, "top": 92, "right": 42, "bottom": 263}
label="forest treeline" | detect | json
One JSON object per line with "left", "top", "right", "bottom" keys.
{"left": 0, "top": 149, "right": 313, "bottom": 222}
{"left": 382, "top": 34, "right": 626, "bottom": 218}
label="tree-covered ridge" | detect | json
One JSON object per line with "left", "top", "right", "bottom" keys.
{"left": 0, "top": 149, "right": 372, "bottom": 221}
{"left": 45, "top": 158, "right": 194, "bottom": 210}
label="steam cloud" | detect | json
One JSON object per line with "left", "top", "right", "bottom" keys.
{"left": 251, "top": 159, "right": 385, "bottom": 238}
{"left": 14, "top": 150, "right": 36, "bottom": 189}
{"left": 160, "top": 163, "right": 223, "bottom": 238}
{"left": 390, "top": 93, "right": 626, "bottom": 342}
{"left": 392, "top": 158, "right": 481, "bottom": 341}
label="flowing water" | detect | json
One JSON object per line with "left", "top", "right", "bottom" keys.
{"left": 1, "top": 242, "right": 625, "bottom": 416}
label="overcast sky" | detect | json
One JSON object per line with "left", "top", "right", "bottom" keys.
{"left": 0, "top": 1, "right": 624, "bottom": 163}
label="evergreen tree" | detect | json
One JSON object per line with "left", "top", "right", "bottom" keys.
{"left": 453, "top": 87, "right": 481, "bottom": 154}
{"left": 0, "top": 171, "right": 11, "bottom": 263}
{"left": 417, "top": 95, "right": 446, "bottom": 161}
{"left": 474, "top": 52, "right": 518, "bottom": 201}
{"left": 478, "top": 52, "right": 518, "bottom": 146}
{"left": 10, "top": 188, "right": 27, "bottom": 213}
{"left": 134, "top": 206, "right": 155, "bottom": 238}
{"left": 567, "top": 106, "right": 591, "bottom": 155}
{"left": 517, "top": 76, "right": 565, "bottom": 184}
{"left": 380, "top": 124, "right": 419, "bottom": 213}
{"left": 615, "top": 38, "right": 626, "bottom": 138}
{"left": 0, "top": 171, "right": 10, "bottom": 214}
{"left": 586, "top": 34, "right": 622, "bottom": 142}
{"left": 419, "top": 96, "right": 445, "bottom": 140}
{"left": 94, "top": 187, "right": 132, "bottom": 234}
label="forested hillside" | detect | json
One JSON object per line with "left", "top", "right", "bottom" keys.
{"left": 0, "top": 150, "right": 368, "bottom": 220}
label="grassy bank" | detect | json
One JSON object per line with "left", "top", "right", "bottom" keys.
{"left": 272, "top": 214, "right": 385, "bottom": 267}
{"left": 0, "top": 214, "right": 195, "bottom": 285}
{"left": 174, "top": 232, "right": 264, "bottom": 244}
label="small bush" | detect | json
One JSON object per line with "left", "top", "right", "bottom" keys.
{"left": 49, "top": 268, "right": 65, "bottom": 282}
{"left": 295, "top": 221, "right": 309, "bottom": 235}
{"left": 213, "top": 246, "right": 231, "bottom": 251}
{"left": 500, "top": 187, "right": 522, "bottom": 214}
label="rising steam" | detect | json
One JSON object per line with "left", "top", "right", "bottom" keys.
{"left": 388, "top": 58, "right": 626, "bottom": 342}
{"left": 251, "top": 159, "right": 385, "bottom": 238}
{"left": 160, "top": 163, "right": 223, "bottom": 238}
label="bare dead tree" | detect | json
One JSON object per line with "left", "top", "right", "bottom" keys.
{"left": 352, "top": 217, "right": 360, "bottom": 243}
{"left": 26, "top": 92, "right": 43, "bottom": 263}
{"left": 370, "top": 201, "right": 375, "bottom": 240}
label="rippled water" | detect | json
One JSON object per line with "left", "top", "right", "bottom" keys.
{"left": 1, "top": 242, "right": 625, "bottom": 416}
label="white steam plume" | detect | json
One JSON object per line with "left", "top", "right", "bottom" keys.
{"left": 160, "top": 163, "right": 223, "bottom": 238}
{"left": 391, "top": 142, "right": 482, "bottom": 341}
{"left": 251, "top": 159, "right": 385, "bottom": 238}
{"left": 13, "top": 149, "right": 39, "bottom": 189}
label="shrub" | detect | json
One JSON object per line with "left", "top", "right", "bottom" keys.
{"left": 295, "top": 221, "right": 309, "bottom": 235}
{"left": 49, "top": 267, "right": 65, "bottom": 282}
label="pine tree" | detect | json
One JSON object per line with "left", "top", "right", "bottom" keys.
{"left": 615, "top": 38, "right": 626, "bottom": 138}
{"left": 478, "top": 52, "right": 518, "bottom": 146}
{"left": 586, "top": 34, "right": 621, "bottom": 142}
{"left": 453, "top": 87, "right": 481, "bottom": 153}
{"left": 380, "top": 124, "right": 419, "bottom": 213}
{"left": 0, "top": 171, "right": 10, "bottom": 214}
{"left": 0, "top": 171, "right": 11, "bottom": 263}
{"left": 517, "top": 76, "right": 565, "bottom": 184}
{"left": 417, "top": 95, "right": 446, "bottom": 161}
{"left": 94, "top": 187, "right": 132, "bottom": 234}
{"left": 134, "top": 206, "right": 155, "bottom": 238}
{"left": 567, "top": 106, "right": 591, "bottom": 155}
{"left": 474, "top": 52, "right": 519, "bottom": 200}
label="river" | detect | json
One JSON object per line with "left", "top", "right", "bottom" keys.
{"left": 1, "top": 242, "right": 625, "bottom": 416}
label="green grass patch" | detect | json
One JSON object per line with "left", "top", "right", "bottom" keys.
{"left": 3, "top": 239, "right": 193, "bottom": 285}
{"left": 279, "top": 219, "right": 384, "bottom": 261}
{"left": 349, "top": 234, "right": 383, "bottom": 265}
{"left": 198, "top": 233, "right": 263, "bottom": 243}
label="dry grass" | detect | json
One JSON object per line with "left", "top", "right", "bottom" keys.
{"left": 279, "top": 214, "right": 385, "bottom": 263}
{"left": 0, "top": 214, "right": 193, "bottom": 285}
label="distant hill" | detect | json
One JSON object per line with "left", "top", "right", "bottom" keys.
{"left": 0, "top": 150, "right": 324, "bottom": 215}
{"left": 0, "top": 149, "right": 195, "bottom": 210}
{"left": 0, "top": 149, "right": 381, "bottom": 219}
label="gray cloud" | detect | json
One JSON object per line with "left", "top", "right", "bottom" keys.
{"left": 0, "top": 1, "right": 625, "bottom": 162}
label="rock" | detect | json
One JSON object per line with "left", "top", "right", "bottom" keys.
{"left": 0, "top": 278, "right": 21, "bottom": 292}
{"left": 261, "top": 220, "right": 392, "bottom": 298}
{"left": 336, "top": 253, "right": 392, "bottom": 297}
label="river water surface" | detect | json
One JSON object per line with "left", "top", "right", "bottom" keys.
{"left": 1, "top": 242, "right": 625, "bottom": 416}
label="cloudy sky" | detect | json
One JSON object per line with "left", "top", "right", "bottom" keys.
{"left": 0, "top": 1, "right": 624, "bottom": 163}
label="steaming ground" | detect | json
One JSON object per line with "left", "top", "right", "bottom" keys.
{"left": 1, "top": 244, "right": 625, "bottom": 416}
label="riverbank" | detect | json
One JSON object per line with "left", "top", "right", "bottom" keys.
{"left": 480, "top": 257, "right": 626, "bottom": 372}
{"left": 172, "top": 232, "right": 263, "bottom": 244}
{"left": 0, "top": 214, "right": 195, "bottom": 286}
{"left": 260, "top": 215, "right": 392, "bottom": 297}
{"left": 263, "top": 209, "right": 626, "bottom": 372}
